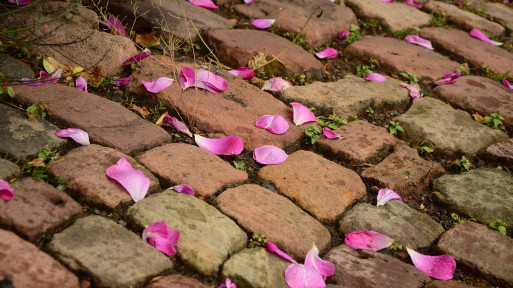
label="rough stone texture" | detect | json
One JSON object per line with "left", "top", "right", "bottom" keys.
{"left": 126, "top": 191, "right": 247, "bottom": 276}
{"left": 136, "top": 143, "right": 247, "bottom": 197}
{"left": 394, "top": 97, "right": 509, "bottom": 157}
{"left": 0, "top": 229, "right": 80, "bottom": 288}
{"left": 431, "top": 76, "right": 513, "bottom": 132}
{"left": 0, "top": 104, "right": 65, "bottom": 161}
{"left": 436, "top": 221, "right": 513, "bottom": 287}
{"left": 420, "top": 27, "right": 513, "bottom": 76}
{"left": 217, "top": 184, "right": 331, "bottom": 260}
{"left": 424, "top": 1, "right": 505, "bottom": 37}
{"left": 432, "top": 168, "right": 513, "bottom": 225}
{"left": 13, "top": 84, "right": 171, "bottom": 155}
{"left": 47, "top": 215, "right": 172, "bottom": 287}
{"left": 46, "top": 144, "right": 160, "bottom": 209}
{"left": 146, "top": 275, "right": 209, "bottom": 288}
{"left": 204, "top": 29, "right": 323, "bottom": 80}
{"left": 0, "top": 159, "right": 20, "bottom": 180}
{"left": 0, "top": 53, "right": 33, "bottom": 79}
{"left": 233, "top": 0, "right": 357, "bottom": 49}
{"left": 361, "top": 145, "right": 445, "bottom": 197}
{"left": 316, "top": 120, "right": 400, "bottom": 164}
{"left": 325, "top": 244, "right": 432, "bottom": 288}
{"left": 126, "top": 56, "right": 303, "bottom": 151}
{"left": 221, "top": 248, "right": 290, "bottom": 288}
{"left": 258, "top": 150, "right": 366, "bottom": 222}
{"left": 482, "top": 2, "right": 513, "bottom": 33}
{"left": 486, "top": 138, "right": 513, "bottom": 169}
{"left": 345, "top": 37, "right": 460, "bottom": 85}
{"left": 345, "top": 0, "right": 431, "bottom": 31}
{"left": 280, "top": 75, "right": 410, "bottom": 119}
{"left": 339, "top": 201, "right": 445, "bottom": 250}
{"left": 425, "top": 280, "right": 477, "bottom": 288}
{"left": 0, "top": 178, "right": 81, "bottom": 241}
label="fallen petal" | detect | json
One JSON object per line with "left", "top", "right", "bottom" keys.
{"left": 253, "top": 145, "right": 288, "bottom": 165}
{"left": 284, "top": 264, "right": 326, "bottom": 288}
{"left": 381, "top": 0, "right": 393, "bottom": 2}
{"left": 244, "top": 0, "right": 253, "bottom": 3}
{"left": 142, "top": 77, "right": 174, "bottom": 93}
{"left": 123, "top": 50, "right": 152, "bottom": 65}
{"left": 337, "top": 30, "right": 350, "bottom": 39}
{"left": 291, "top": 102, "right": 316, "bottom": 125}
{"left": 376, "top": 188, "right": 403, "bottom": 206}
{"left": 7, "top": 0, "right": 30, "bottom": 6}
{"left": 195, "top": 134, "right": 244, "bottom": 155}
{"left": 469, "top": 29, "right": 502, "bottom": 46}
{"left": 142, "top": 221, "right": 180, "bottom": 256}
{"left": 195, "top": 69, "right": 228, "bottom": 94}
{"left": 255, "top": 115, "right": 289, "bottom": 135}
{"left": 323, "top": 127, "right": 340, "bottom": 139}
{"left": 405, "top": 35, "right": 433, "bottom": 50}
{"left": 229, "top": 67, "right": 254, "bottom": 79}
{"left": 162, "top": 116, "right": 193, "bottom": 137}
{"left": 401, "top": 83, "right": 421, "bottom": 99}
{"left": 344, "top": 230, "right": 394, "bottom": 251}
{"left": 252, "top": 19, "right": 275, "bottom": 29}
{"left": 407, "top": 248, "right": 456, "bottom": 280}
{"left": 261, "top": 77, "right": 292, "bottom": 93}
{"left": 315, "top": 48, "right": 338, "bottom": 59}
{"left": 170, "top": 184, "right": 195, "bottom": 196}
{"left": 405, "top": 0, "right": 422, "bottom": 8}
{"left": 75, "top": 77, "right": 88, "bottom": 92}
{"left": 217, "top": 278, "right": 237, "bottom": 288}
{"left": 304, "top": 243, "right": 335, "bottom": 280}
{"left": 0, "top": 179, "right": 14, "bottom": 201}
{"left": 188, "top": 0, "right": 218, "bottom": 9}
{"left": 106, "top": 157, "right": 150, "bottom": 202}
{"left": 19, "top": 69, "right": 62, "bottom": 87}
{"left": 55, "top": 128, "right": 90, "bottom": 145}
{"left": 502, "top": 79, "right": 513, "bottom": 90}
{"left": 100, "top": 15, "right": 126, "bottom": 36}
{"left": 434, "top": 78, "right": 456, "bottom": 86}
{"left": 442, "top": 68, "right": 461, "bottom": 80}
{"left": 364, "top": 73, "right": 387, "bottom": 82}
{"left": 180, "top": 66, "right": 196, "bottom": 90}
{"left": 266, "top": 241, "right": 298, "bottom": 264}
{"left": 114, "top": 77, "right": 131, "bottom": 86}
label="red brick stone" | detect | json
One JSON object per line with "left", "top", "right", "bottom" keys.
{"left": 146, "top": 274, "right": 209, "bottom": 288}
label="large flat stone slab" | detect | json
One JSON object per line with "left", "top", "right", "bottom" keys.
{"left": 345, "top": 37, "right": 460, "bottom": 85}
{"left": 258, "top": 150, "right": 366, "bottom": 223}
{"left": 48, "top": 215, "right": 172, "bottom": 287}
{"left": 482, "top": 2, "right": 513, "bottom": 33}
{"left": 0, "top": 158, "right": 20, "bottom": 180}
{"left": 0, "top": 53, "right": 33, "bottom": 79}
{"left": 146, "top": 274, "right": 209, "bottom": 288}
{"left": 126, "top": 191, "right": 247, "bottom": 276}
{"left": 217, "top": 184, "right": 331, "bottom": 260}
{"left": 432, "top": 168, "right": 513, "bottom": 225}
{"left": 394, "top": 97, "right": 509, "bottom": 157}
{"left": 13, "top": 84, "right": 171, "bottom": 155}
{"left": 486, "top": 138, "right": 513, "bottom": 169}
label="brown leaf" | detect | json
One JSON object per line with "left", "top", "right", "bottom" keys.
{"left": 247, "top": 53, "right": 268, "bottom": 69}
{"left": 472, "top": 112, "right": 483, "bottom": 122}
{"left": 28, "top": 158, "right": 45, "bottom": 167}
{"left": 155, "top": 111, "right": 169, "bottom": 126}
{"left": 136, "top": 34, "right": 161, "bottom": 48}
{"left": 131, "top": 105, "right": 150, "bottom": 117}
{"left": 81, "top": 66, "right": 106, "bottom": 87}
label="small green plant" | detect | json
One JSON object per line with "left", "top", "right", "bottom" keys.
{"left": 451, "top": 213, "right": 467, "bottom": 225}
{"left": 430, "top": 7, "right": 450, "bottom": 28}
{"left": 385, "top": 121, "right": 404, "bottom": 135}
{"left": 365, "top": 107, "right": 374, "bottom": 115}
{"left": 399, "top": 72, "right": 419, "bottom": 85}
{"left": 233, "top": 160, "right": 246, "bottom": 171}
{"left": 283, "top": 32, "right": 306, "bottom": 46}
{"left": 248, "top": 233, "right": 267, "bottom": 248}
{"left": 481, "top": 64, "right": 511, "bottom": 81}
{"left": 388, "top": 242, "right": 404, "bottom": 252}
{"left": 344, "top": 24, "right": 363, "bottom": 44}
{"left": 21, "top": 145, "right": 66, "bottom": 185}
{"left": 286, "top": 73, "right": 307, "bottom": 86}
{"left": 149, "top": 102, "right": 166, "bottom": 115}
{"left": 0, "top": 86, "right": 14, "bottom": 100}
{"left": 360, "top": 19, "right": 380, "bottom": 30}
{"left": 351, "top": 115, "right": 358, "bottom": 121}
{"left": 390, "top": 27, "right": 419, "bottom": 38}
{"left": 122, "top": 96, "right": 137, "bottom": 109}
{"left": 481, "top": 112, "right": 504, "bottom": 129}
{"left": 411, "top": 141, "right": 434, "bottom": 155}
{"left": 456, "top": 156, "right": 470, "bottom": 172}
{"left": 489, "top": 219, "right": 507, "bottom": 235}
{"left": 317, "top": 113, "right": 348, "bottom": 130}
{"left": 26, "top": 102, "right": 49, "bottom": 120}
{"left": 303, "top": 124, "right": 321, "bottom": 144}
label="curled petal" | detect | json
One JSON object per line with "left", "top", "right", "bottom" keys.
{"left": 142, "top": 77, "right": 174, "bottom": 93}
{"left": 405, "top": 35, "right": 433, "bottom": 50}
{"left": 405, "top": 0, "right": 422, "bottom": 8}
{"left": 376, "top": 188, "right": 403, "bottom": 206}
{"left": 252, "top": 19, "right": 275, "bottom": 29}
{"left": 123, "top": 50, "right": 152, "bottom": 65}
{"left": 469, "top": 29, "right": 502, "bottom": 46}
{"left": 253, "top": 145, "right": 288, "bottom": 165}
{"left": 217, "top": 278, "right": 237, "bottom": 288}
{"left": 100, "top": 15, "right": 126, "bottom": 36}
{"left": 262, "top": 77, "right": 292, "bottom": 93}
{"left": 284, "top": 264, "right": 326, "bottom": 288}
{"left": 0, "top": 179, "right": 14, "bottom": 201}
{"left": 266, "top": 241, "right": 298, "bottom": 264}
{"left": 180, "top": 66, "right": 196, "bottom": 90}
{"left": 315, "top": 48, "right": 338, "bottom": 59}
{"left": 188, "top": 0, "right": 219, "bottom": 9}
{"left": 304, "top": 243, "right": 335, "bottom": 280}
{"left": 255, "top": 115, "right": 289, "bottom": 135}
{"left": 114, "top": 77, "right": 131, "bottom": 86}
{"left": 502, "top": 79, "right": 513, "bottom": 90}
{"left": 142, "top": 221, "right": 180, "bottom": 256}
{"left": 19, "top": 69, "right": 62, "bottom": 87}
{"left": 407, "top": 248, "right": 456, "bottom": 280}
{"left": 344, "top": 230, "right": 394, "bottom": 251}
{"left": 337, "top": 30, "right": 350, "bottom": 39}
{"left": 106, "top": 157, "right": 150, "bottom": 202}
{"left": 323, "top": 127, "right": 340, "bottom": 139}
{"left": 170, "top": 184, "right": 195, "bottom": 196}
{"left": 162, "top": 116, "right": 192, "bottom": 137}
{"left": 244, "top": 0, "right": 253, "bottom": 3}
{"left": 228, "top": 67, "right": 254, "bottom": 79}
{"left": 75, "top": 77, "right": 88, "bottom": 92}
{"left": 401, "top": 83, "right": 421, "bottom": 99}
{"left": 364, "top": 73, "right": 387, "bottom": 82}
{"left": 442, "top": 68, "right": 461, "bottom": 80}
{"left": 435, "top": 78, "right": 456, "bottom": 86}
{"left": 55, "top": 128, "right": 90, "bottom": 146}
{"left": 195, "top": 69, "right": 228, "bottom": 94}
{"left": 194, "top": 134, "right": 244, "bottom": 155}
{"left": 291, "top": 102, "right": 316, "bottom": 125}
{"left": 7, "top": 0, "right": 30, "bottom": 5}
{"left": 381, "top": 0, "right": 393, "bottom": 2}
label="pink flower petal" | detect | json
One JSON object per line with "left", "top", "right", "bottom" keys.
{"left": 262, "top": 77, "right": 292, "bottom": 93}
{"left": 106, "top": 157, "right": 150, "bottom": 202}
{"left": 123, "top": 50, "right": 152, "bottom": 65}
{"left": 194, "top": 134, "right": 244, "bottom": 155}
{"left": 253, "top": 145, "right": 288, "bottom": 165}
{"left": 142, "top": 221, "right": 180, "bottom": 256}
{"left": 344, "top": 230, "right": 394, "bottom": 251}
{"left": 381, "top": 0, "right": 393, "bottom": 2}
{"left": 291, "top": 102, "right": 316, "bottom": 125}
{"left": 100, "top": 15, "right": 126, "bottom": 36}
{"left": 55, "top": 128, "right": 90, "bottom": 145}
{"left": 162, "top": 116, "right": 192, "bottom": 137}
{"left": 244, "top": 0, "right": 253, "bottom": 3}
{"left": 364, "top": 73, "right": 387, "bottom": 82}
{"left": 323, "top": 127, "right": 340, "bottom": 139}
{"left": 114, "top": 77, "right": 131, "bottom": 86}
{"left": 401, "top": 83, "right": 421, "bottom": 99}
{"left": 255, "top": 115, "right": 290, "bottom": 135}
{"left": 315, "top": 48, "right": 338, "bottom": 59}
{"left": 284, "top": 264, "right": 326, "bottom": 288}
{"left": 405, "top": 0, "right": 422, "bottom": 8}
{"left": 195, "top": 69, "right": 228, "bottom": 94}
{"left": 188, "top": 0, "right": 218, "bottom": 9}
{"left": 228, "top": 67, "right": 254, "bottom": 79}
{"left": 469, "top": 29, "right": 503, "bottom": 46}
{"left": 142, "top": 77, "right": 174, "bottom": 93}
{"left": 337, "top": 30, "right": 350, "bottom": 39}
{"left": 502, "top": 79, "right": 513, "bottom": 90}
{"left": 217, "top": 278, "right": 237, "bottom": 288}
{"left": 180, "top": 67, "right": 196, "bottom": 90}
{"left": 252, "top": 19, "right": 275, "bottom": 29}
{"left": 407, "top": 248, "right": 456, "bottom": 280}
{"left": 442, "top": 68, "right": 461, "bottom": 80}
{"left": 0, "top": 179, "right": 14, "bottom": 201}
{"left": 376, "top": 188, "right": 403, "bottom": 206}
{"left": 7, "top": 0, "right": 30, "bottom": 6}
{"left": 75, "top": 77, "right": 88, "bottom": 92}
{"left": 19, "top": 69, "right": 62, "bottom": 87}
{"left": 434, "top": 78, "right": 456, "bottom": 86}
{"left": 266, "top": 241, "right": 298, "bottom": 264}
{"left": 170, "top": 184, "right": 195, "bottom": 196}
{"left": 304, "top": 243, "right": 335, "bottom": 280}
{"left": 405, "top": 35, "right": 433, "bottom": 50}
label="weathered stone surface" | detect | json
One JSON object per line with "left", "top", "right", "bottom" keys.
{"left": 47, "top": 144, "right": 160, "bottom": 209}
{"left": 136, "top": 143, "right": 247, "bottom": 197}
{"left": 325, "top": 244, "right": 432, "bottom": 288}
{"left": 424, "top": 1, "right": 505, "bottom": 37}
{"left": 420, "top": 27, "right": 513, "bottom": 75}
{"left": 146, "top": 274, "right": 209, "bottom": 288}
{"left": 258, "top": 150, "right": 366, "bottom": 222}
{"left": 316, "top": 120, "right": 400, "bottom": 164}
{"left": 361, "top": 145, "right": 445, "bottom": 197}
{"left": 345, "top": 37, "right": 460, "bottom": 85}
{"left": 221, "top": 248, "right": 290, "bottom": 288}
{"left": 436, "top": 221, "right": 513, "bottom": 287}
{"left": 345, "top": 0, "right": 431, "bottom": 31}
{"left": 280, "top": 75, "right": 410, "bottom": 119}
{"left": 204, "top": 29, "right": 323, "bottom": 80}
{"left": 486, "top": 138, "right": 513, "bottom": 169}
{"left": 0, "top": 178, "right": 81, "bottom": 240}
{"left": 432, "top": 168, "right": 513, "bottom": 225}
{"left": 217, "top": 184, "right": 331, "bottom": 260}
{"left": 0, "top": 104, "right": 65, "bottom": 161}
{"left": 339, "top": 201, "right": 444, "bottom": 250}
{"left": 482, "top": 2, "right": 513, "bottom": 33}
{"left": 126, "top": 56, "right": 302, "bottom": 151}
{"left": 425, "top": 280, "right": 476, "bottom": 288}
{"left": 48, "top": 215, "right": 172, "bottom": 287}
{"left": 126, "top": 191, "right": 247, "bottom": 276}
{"left": 0, "top": 159, "right": 20, "bottom": 180}
{"left": 13, "top": 84, "right": 171, "bottom": 155}
{"left": 394, "top": 97, "right": 509, "bottom": 157}
{"left": 233, "top": 0, "right": 357, "bottom": 49}
{"left": 0, "top": 53, "right": 33, "bottom": 79}
{"left": 0, "top": 229, "right": 80, "bottom": 288}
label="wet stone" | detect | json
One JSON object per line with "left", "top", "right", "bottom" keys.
{"left": 217, "top": 184, "right": 331, "bottom": 260}
{"left": 47, "top": 215, "right": 172, "bottom": 287}
{"left": 432, "top": 168, "right": 513, "bottom": 225}
{"left": 0, "top": 158, "right": 20, "bottom": 180}
{"left": 126, "top": 191, "right": 247, "bottom": 276}
{"left": 146, "top": 274, "right": 209, "bottom": 288}
{"left": 486, "top": 138, "right": 513, "bottom": 170}
{"left": 46, "top": 144, "right": 160, "bottom": 209}
{"left": 258, "top": 150, "right": 366, "bottom": 223}
{"left": 0, "top": 53, "right": 33, "bottom": 79}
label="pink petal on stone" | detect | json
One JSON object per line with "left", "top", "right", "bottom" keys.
{"left": 194, "top": 134, "right": 244, "bottom": 155}
{"left": 407, "top": 248, "right": 456, "bottom": 280}
{"left": 344, "top": 230, "right": 394, "bottom": 251}
{"left": 114, "top": 77, "right": 131, "bottom": 86}
{"left": 7, "top": 0, "right": 30, "bottom": 6}
{"left": 323, "top": 127, "right": 340, "bottom": 139}
{"left": 304, "top": 243, "right": 335, "bottom": 280}
{"left": 188, "top": 0, "right": 219, "bottom": 9}
{"left": 55, "top": 128, "right": 90, "bottom": 145}
{"left": 252, "top": 19, "right": 275, "bottom": 29}
{"left": 244, "top": 0, "right": 253, "bottom": 3}
{"left": 469, "top": 29, "right": 502, "bottom": 46}
{"left": 162, "top": 116, "right": 193, "bottom": 137}
{"left": 255, "top": 115, "right": 289, "bottom": 135}
{"left": 217, "top": 278, "right": 237, "bottom": 288}
{"left": 315, "top": 48, "right": 338, "bottom": 59}
{"left": 381, "top": 0, "right": 393, "bottom": 2}
{"left": 142, "top": 77, "right": 174, "bottom": 93}
{"left": 19, "top": 69, "right": 62, "bottom": 87}
{"left": 229, "top": 67, "right": 254, "bottom": 79}
{"left": 291, "top": 102, "right": 316, "bottom": 125}
{"left": 442, "top": 68, "right": 461, "bottom": 80}
{"left": 170, "top": 184, "right": 195, "bottom": 196}
{"left": 405, "top": 35, "right": 433, "bottom": 50}
{"left": 100, "top": 15, "right": 126, "bottom": 36}
{"left": 253, "top": 145, "right": 288, "bottom": 165}
{"left": 75, "top": 77, "right": 88, "bottom": 92}
{"left": 142, "top": 221, "right": 180, "bottom": 256}
{"left": 401, "top": 83, "right": 421, "bottom": 99}
{"left": 195, "top": 69, "right": 228, "bottom": 94}
{"left": 262, "top": 77, "right": 292, "bottom": 93}
{"left": 106, "top": 157, "right": 150, "bottom": 202}
{"left": 180, "top": 66, "right": 196, "bottom": 90}
{"left": 284, "top": 264, "right": 326, "bottom": 288}
{"left": 435, "top": 78, "right": 456, "bottom": 86}
{"left": 405, "top": 0, "right": 422, "bottom": 8}
{"left": 502, "top": 79, "right": 513, "bottom": 90}
{"left": 0, "top": 179, "right": 14, "bottom": 201}
{"left": 266, "top": 241, "right": 298, "bottom": 264}
{"left": 337, "top": 30, "right": 350, "bottom": 39}
{"left": 123, "top": 50, "right": 152, "bottom": 65}
{"left": 364, "top": 73, "right": 387, "bottom": 82}
{"left": 376, "top": 188, "right": 403, "bottom": 206}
